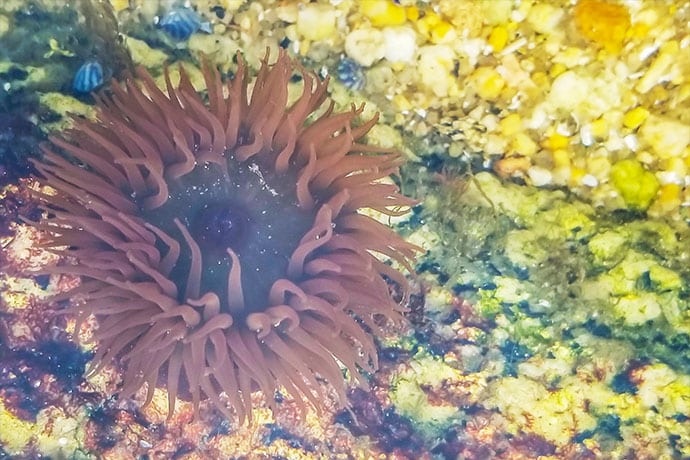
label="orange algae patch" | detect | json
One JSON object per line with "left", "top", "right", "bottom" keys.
{"left": 573, "top": 0, "right": 631, "bottom": 53}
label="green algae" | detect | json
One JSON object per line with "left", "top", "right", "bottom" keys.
{"left": 396, "top": 167, "right": 690, "bottom": 454}
{"left": 418, "top": 171, "right": 690, "bottom": 371}
{"left": 389, "top": 353, "right": 465, "bottom": 439}
{"left": 395, "top": 167, "right": 690, "bottom": 455}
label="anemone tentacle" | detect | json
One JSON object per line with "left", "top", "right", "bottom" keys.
{"left": 30, "top": 49, "right": 420, "bottom": 423}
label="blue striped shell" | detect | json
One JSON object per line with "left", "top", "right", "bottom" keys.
{"left": 159, "top": 7, "right": 210, "bottom": 41}
{"left": 72, "top": 60, "right": 104, "bottom": 94}
{"left": 336, "top": 58, "right": 366, "bottom": 91}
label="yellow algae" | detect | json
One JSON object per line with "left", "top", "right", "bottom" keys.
{"left": 542, "top": 132, "right": 570, "bottom": 151}
{"left": 596, "top": 251, "right": 684, "bottom": 331}
{"left": 614, "top": 293, "right": 662, "bottom": 325}
{"left": 622, "top": 106, "right": 650, "bottom": 130}
{"left": 648, "top": 262, "right": 682, "bottom": 291}
{"left": 414, "top": 11, "right": 440, "bottom": 42}
{"left": 423, "top": 285, "right": 455, "bottom": 315}
{"left": 479, "top": 0, "right": 513, "bottom": 26}
{"left": 588, "top": 230, "right": 627, "bottom": 266}
{"left": 391, "top": 93, "right": 412, "bottom": 112}
{"left": 498, "top": 113, "right": 522, "bottom": 137}
{"left": 437, "top": 0, "right": 482, "bottom": 37}
{"left": 511, "top": 132, "right": 538, "bottom": 157}
{"left": 360, "top": 0, "right": 406, "bottom": 27}
{"left": 543, "top": 205, "right": 595, "bottom": 237}
{"left": 390, "top": 355, "right": 464, "bottom": 434}
{"left": 296, "top": 4, "right": 337, "bottom": 41}
{"left": 188, "top": 34, "right": 241, "bottom": 73}
{"left": 636, "top": 41, "right": 686, "bottom": 94}
{"left": 551, "top": 148, "right": 571, "bottom": 169}
{"left": 38, "top": 93, "right": 95, "bottom": 130}
{"left": 125, "top": 35, "right": 169, "bottom": 68}
{"left": 405, "top": 6, "right": 419, "bottom": 21}
{"left": 609, "top": 159, "right": 660, "bottom": 210}
{"left": 589, "top": 118, "right": 608, "bottom": 140}
{"left": 109, "top": 0, "right": 129, "bottom": 12}
{"left": 573, "top": 0, "right": 631, "bottom": 53}
{"left": 0, "top": 14, "right": 9, "bottom": 37}
{"left": 429, "top": 19, "right": 453, "bottom": 44}
{"left": 637, "top": 364, "right": 682, "bottom": 411}
{"left": 548, "top": 62, "right": 567, "bottom": 79}
{"left": 661, "top": 157, "right": 687, "bottom": 180}
{"left": 526, "top": 3, "right": 564, "bottom": 35}
{"left": 503, "top": 229, "right": 549, "bottom": 268}
{"left": 485, "top": 376, "right": 597, "bottom": 447}
{"left": 493, "top": 275, "right": 532, "bottom": 304}
{"left": 417, "top": 45, "right": 458, "bottom": 98}
{"left": 365, "top": 123, "right": 403, "bottom": 151}
{"left": 488, "top": 25, "right": 508, "bottom": 52}
{"left": 34, "top": 408, "right": 86, "bottom": 459}
{"left": 517, "top": 347, "right": 575, "bottom": 384}
{"left": 392, "top": 379, "right": 459, "bottom": 425}
{"left": 471, "top": 66, "right": 506, "bottom": 101}
{"left": 0, "top": 401, "right": 35, "bottom": 454}
{"left": 649, "top": 183, "right": 682, "bottom": 217}
{"left": 44, "top": 38, "right": 75, "bottom": 58}
{"left": 640, "top": 115, "right": 690, "bottom": 159}
{"left": 153, "top": 62, "right": 206, "bottom": 93}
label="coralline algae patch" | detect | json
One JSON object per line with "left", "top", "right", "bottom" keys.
{"left": 0, "top": 0, "right": 689, "bottom": 459}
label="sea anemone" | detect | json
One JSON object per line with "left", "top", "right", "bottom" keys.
{"left": 28, "top": 50, "right": 419, "bottom": 422}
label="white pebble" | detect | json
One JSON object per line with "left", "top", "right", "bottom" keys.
{"left": 547, "top": 71, "right": 589, "bottom": 111}
{"left": 581, "top": 174, "right": 599, "bottom": 187}
{"left": 480, "top": 114, "right": 499, "bottom": 131}
{"left": 297, "top": 4, "right": 337, "bottom": 41}
{"left": 604, "top": 133, "right": 625, "bottom": 151}
{"left": 640, "top": 115, "right": 690, "bottom": 159}
{"left": 526, "top": 4, "right": 564, "bottom": 35}
{"left": 580, "top": 124, "right": 594, "bottom": 146}
{"left": 623, "top": 134, "right": 639, "bottom": 151}
{"left": 417, "top": 45, "right": 457, "bottom": 98}
{"left": 657, "top": 170, "right": 683, "bottom": 185}
{"left": 382, "top": 26, "right": 417, "bottom": 63}
{"left": 345, "top": 28, "right": 385, "bottom": 66}
{"left": 455, "top": 38, "right": 484, "bottom": 67}
{"left": 527, "top": 166, "right": 553, "bottom": 186}
{"left": 526, "top": 104, "right": 548, "bottom": 130}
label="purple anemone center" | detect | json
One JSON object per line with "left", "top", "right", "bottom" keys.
{"left": 145, "top": 160, "right": 315, "bottom": 317}
{"left": 193, "top": 202, "right": 249, "bottom": 251}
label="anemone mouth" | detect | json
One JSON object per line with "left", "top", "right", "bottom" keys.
{"left": 192, "top": 201, "right": 250, "bottom": 253}
{"left": 29, "top": 49, "right": 420, "bottom": 422}
{"left": 147, "top": 156, "right": 317, "bottom": 315}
